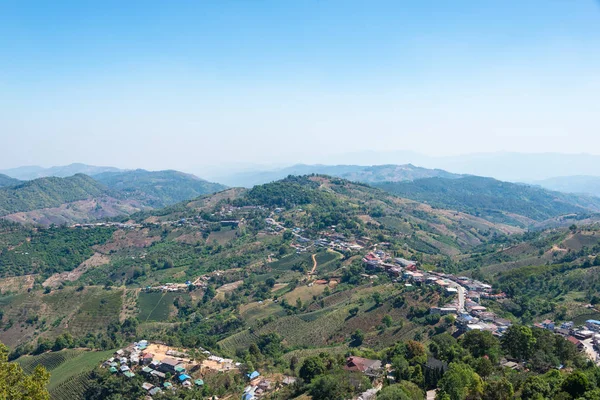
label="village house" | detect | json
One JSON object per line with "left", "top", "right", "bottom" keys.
{"left": 159, "top": 357, "right": 183, "bottom": 374}
{"left": 344, "top": 356, "right": 383, "bottom": 378}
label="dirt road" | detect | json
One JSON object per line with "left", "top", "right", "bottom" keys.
{"left": 309, "top": 254, "right": 318, "bottom": 276}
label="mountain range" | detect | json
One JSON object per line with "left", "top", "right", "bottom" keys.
{"left": 216, "top": 163, "right": 462, "bottom": 187}
{"left": 0, "top": 169, "right": 226, "bottom": 226}
{"left": 0, "top": 163, "right": 123, "bottom": 180}
{"left": 374, "top": 176, "right": 600, "bottom": 228}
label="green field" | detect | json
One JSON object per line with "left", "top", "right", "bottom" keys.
{"left": 269, "top": 253, "right": 313, "bottom": 271}
{"left": 138, "top": 291, "right": 185, "bottom": 322}
{"left": 17, "top": 349, "right": 115, "bottom": 400}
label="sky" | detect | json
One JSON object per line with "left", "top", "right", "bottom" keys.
{"left": 1, "top": 0, "right": 599, "bottom": 173}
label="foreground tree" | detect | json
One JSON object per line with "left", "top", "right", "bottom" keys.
{"left": 308, "top": 370, "right": 371, "bottom": 400}
{"left": 501, "top": 325, "right": 536, "bottom": 360}
{"left": 0, "top": 342, "right": 50, "bottom": 399}
{"left": 378, "top": 381, "right": 424, "bottom": 400}
{"left": 436, "top": 363, "right": 483, "bottom": 400}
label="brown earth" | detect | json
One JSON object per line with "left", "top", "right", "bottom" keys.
{"left": 0, "top": 275, "right": 36, "bottom": 294}
{"left": 94, "top": 228, "right": 161, "bottom": 254}
{"left": 2, "top": 197, "right": 147, "bottom": 227}
{"left": 42, "top": 253, "right": 110, "bottom": 288}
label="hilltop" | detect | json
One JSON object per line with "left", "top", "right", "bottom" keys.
{"left": 92, "top": 169, "right": 227, "bottom": 207}
{"left": 375, "top": 176, "right": 600, "bottom": 227}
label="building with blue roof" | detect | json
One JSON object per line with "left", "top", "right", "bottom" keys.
{"left": 586, "top": 320, "right": 600, "bottom": 332}
{"left": 247, "top": 371, "right": 260, "bottom": 380}
{"left": 178, "top": 374, "right": 192, "bottom": 382}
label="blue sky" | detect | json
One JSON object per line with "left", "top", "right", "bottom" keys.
{"left": 0, "top": 1, "right": 599, "bottom": 172}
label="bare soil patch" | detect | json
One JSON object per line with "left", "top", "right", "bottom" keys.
{"left": 42, "top": 253, "right": 110, "bottom": 288}
{"left": 0, "top": 275, "right": 36, "bottom": 294}
{"left": 94, "top": 229, "right": 160, "bottom": 254}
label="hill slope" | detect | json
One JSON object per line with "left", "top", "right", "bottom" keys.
{"left": 375, "top": 176, "right": 600, "bottom": 227}
{"left": 0, "top": 174, "right": 20, "bottom": 188}
{"left": 218, "top": 163, "right": 462, "bottom": 187}
{"left": 92, "top": 169, "right": 227, "bottom": 207}
{"left": 0, "top": 174, "right": 108, "bottom": 216}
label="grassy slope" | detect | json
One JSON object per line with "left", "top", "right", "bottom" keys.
{"left": 93, "top": 169, "right": 227, "bottom": 207}
{"left": 0, "top": 174, "right": 107, "bottom": 216}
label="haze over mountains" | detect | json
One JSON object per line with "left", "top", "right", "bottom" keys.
{"left": 2, "top": 159, "right": 600, "bottom": 228}
{"left": 309, "top": 151, "right": 600, "bottom": 182}
{"left": 0, "top": 163, "right": 123, "bottom": 180}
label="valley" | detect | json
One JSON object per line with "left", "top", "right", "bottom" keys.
{"left": 2, "top": 173, "right": 600, "bottom": 399}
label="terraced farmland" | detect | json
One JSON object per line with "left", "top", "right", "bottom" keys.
{"left": 269, "top": 253, "right": 313, "bottom": 271}
{"left": 17, "top": 349, "right": 115, "bottom": 400}
{"left": 67, "top": 288, "right": 122, "bottom": 336}
{"left": 50, "top": 372, "right": 94, "bottom": 400}
{"left": 138, "top": 292, "right": 186, "bottom": 322}
{"left": 18, "top": 349, "right": 83, "bottom": 374}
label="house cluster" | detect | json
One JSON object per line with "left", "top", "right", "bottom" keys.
{"left": 533, "top": 319, "right": 600, "bottom": 353}
{"left": 363, "top": 251, "right": 416, "bottom": 277}
{"left": 455, "top": 311, "right": 513, "bottom": 336}
{"left": 145, "top": 282, "right": 191, "bottom": 293}
{"left": 242, "top": 371, "right": 297, "bottom": 400}
{"left": 71, "top": 222, "right": 142, "bottom": 229}
{"left": 103, "top": 341, "right": 204, "bottom": 397}
{"left": 314, "top": 231, "right": 366, "bottom": 253}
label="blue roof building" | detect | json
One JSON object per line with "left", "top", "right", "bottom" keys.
{"left": 586, "top": 320, "right": 600, "bottom": 331}
{"left": 178, "top": 374, "right": 192, "bottom": 382}
{"left": 247, "top": 371, "right": 260, "bottom": 380}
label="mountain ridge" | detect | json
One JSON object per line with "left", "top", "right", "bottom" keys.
{"left": 375, "top": 175, "right": 600, "bottom": 227}
{"left": 217, "top": 163, "right": 463, "bottom": 187}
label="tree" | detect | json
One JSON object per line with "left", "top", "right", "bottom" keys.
{"left": 482, "top": 378, "right": 513, "bottom": 400}
{"left": 474, "top": 357, "right": 493, "bottom": 379}
{"left": 299, "top": 357, "right": 326, "bottom": 383}
{"left": 382, "top": 315, "right": 393, "bottom": 328}
{"left": 372, "top": 292, "right": 382, "bottom": 306}
{"left": 350, "top": 330, "right": 364, "bottom": 347}
{"left": 202, "top": 285, "right": 216, "bottom": 303}
{"left": 265, "top": 277, "right": 276, "bottom": 288}
{"left": 406, "top": 340, "right": 426, "bottom": 361}
{"left": 501, "top": 325, "right": 536, "bottom": 360}
{"left": 309, "top": 371, "right": 370, "bottom": 400}
{"left": 436, "top": 363, "right": 483, "bottom": 400}
{"left": 461, "top": 330, "right": 500, "bottom": 363}
{"left": 521, "top": 376, "right": 551, "bottom": 400}
{"left": 561, "top": 371, "right": 590, "bottom": 398}
{"left": 377, "top": 383, "right": 424, "bottom": 400}
{"left": 0, "top": 341, "right": 50, "bottom": 399}
{"left": 349, "top": 307, "right": 359, "bottom": 318}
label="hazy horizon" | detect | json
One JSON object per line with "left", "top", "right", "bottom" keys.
{"left": 1, "top": 1, "right": 599, "bottom": 172}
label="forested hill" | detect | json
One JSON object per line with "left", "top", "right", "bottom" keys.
{"left": 92, "top": 169, "right": 227, "bottom": 207}
{"left": 375, "top": 176, "right": 600, "bottom": 227}
{"left": 0, "top": 174, "right": 107, "bottom": 216}
{"left": 0, "top": 174, "right": 20, "bottom": 188}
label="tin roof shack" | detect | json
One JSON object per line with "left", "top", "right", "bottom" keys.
{"left": 159, "top": 357, "right": 183, "bottom": 374}
{"left": 344, "top": 356, "right": 383, "bottom": 378}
